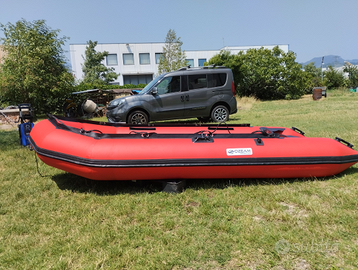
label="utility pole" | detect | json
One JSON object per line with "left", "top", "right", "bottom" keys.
{"left": 321, "top": 56, "right": 324, "bottom": 82}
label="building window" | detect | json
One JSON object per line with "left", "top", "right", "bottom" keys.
{"left": 107, "top": 54, "right": 118, "bottom": 66}
{"left": 139, "top": 53, "right": 150, "bottom": 65}
{"left": 198, "top": 58, "right": 207, "bottom": 67}
{"left": 123, "top": 74, "right": 153, "bottom": 85}
{"left": 123, "top": 53, "right": 134, "bottom": 65}
{"left": 155, "top": 53, "right": 163, "bottom": 64}
{"left": 186, "top": 59, "right": 194, "bottom": 68}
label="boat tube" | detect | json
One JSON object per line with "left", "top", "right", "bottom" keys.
{"left": 29, "top": 115, "right": 358, "bottom": 181}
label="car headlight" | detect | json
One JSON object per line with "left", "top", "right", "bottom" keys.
{"left": 108, "top": 99, "right": 125, "bottom": 109}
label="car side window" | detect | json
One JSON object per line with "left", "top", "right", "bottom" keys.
{"left": 156, "top": 76, "right": 181, "bottom": 95}
{"left": 208, "top": 73, "right": 227, "bottom": 87}
{"left": 188, "top": 74, "right": 207, "bottom": 90}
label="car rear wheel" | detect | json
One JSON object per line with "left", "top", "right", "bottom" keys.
{"left": 127, "top": 110, "right": 149, "bottom": 125}
{"left": 211, "top": 105, "right": 229, "bottom": 122}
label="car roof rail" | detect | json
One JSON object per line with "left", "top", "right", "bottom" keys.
{"left": 177, "top": 66, "right": 190, "bottom": 71}
{"left": 203, "top": 65, "right": 227, "bottom": 69}
{"left": 177, "top": 65, "right": 227, "bottom": 71}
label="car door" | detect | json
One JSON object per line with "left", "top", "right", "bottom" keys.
{"left": 148, "top": 75, "right": 185, "bottom": 120}
{"left": 184, "top": 74, "right": 211, "bottom": 118}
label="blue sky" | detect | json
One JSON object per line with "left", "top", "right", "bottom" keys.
{"left": 1, "top": 0, "right": 357, "bottom": 63}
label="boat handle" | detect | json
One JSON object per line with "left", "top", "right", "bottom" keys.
{"left": 129, "top": 131, "right": 157, "bottom": 138}
{"left": 259, "top": 127, "right": 284, "bottom": 138}
{"left": 335, "top": 137, "right": 354, "bottom": 149}
{"left": 130, "top": 127, "right": 156, "bottom": 130}
{"left": 80, "top": 128, "right": 103, "bottom": 134}
{"left": 292, "top": 127, "right": 305, "bottom": 136}
{"left": 192, "top": 131, "right": 214, "bottom": 143}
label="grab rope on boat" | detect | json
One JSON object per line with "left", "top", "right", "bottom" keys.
{"left": 49, "top": 114, "right": 105, "bottom": 137}
{"left": 209, "top": 121, "right": 232, "bottom": 134}
{"left": 33, "top": 150, "right": 54, "bottom": 178}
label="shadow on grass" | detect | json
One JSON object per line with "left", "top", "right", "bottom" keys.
{"left": 51, "top": 166, "right": 358, "bottom": 195}
{"left": 0, "top": 129, "right": 21, "bottom": 149}
{"left": 52, "top": 173, "right": 165, "bottom": 195}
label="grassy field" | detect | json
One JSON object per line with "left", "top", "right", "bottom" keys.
{"left": 1, "top": 89, "right": 358, "bottom": 269}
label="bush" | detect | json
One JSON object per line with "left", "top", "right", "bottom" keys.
{"left": 303, "top": 62, "right": 324, "bottom": 93}
{"left": 74, "top": 83, "right": 146, "bottom": 92}
{"left": 208, "top": 46, "right": 308, "bottom": 100}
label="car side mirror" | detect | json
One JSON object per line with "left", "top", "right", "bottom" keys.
{"left": 151, "top": 87, "right": 158, "bottom": 95}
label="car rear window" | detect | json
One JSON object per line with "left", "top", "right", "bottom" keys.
{"left": 188, "top": 73, "right": 227, "bottom": 90}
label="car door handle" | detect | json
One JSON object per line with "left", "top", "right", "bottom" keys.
{"left": 181, "top": 95, "right": 189, "bottom": 102}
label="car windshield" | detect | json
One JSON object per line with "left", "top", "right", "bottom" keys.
{"left": 138, "top": 74, "right": 165, "bottom": 95}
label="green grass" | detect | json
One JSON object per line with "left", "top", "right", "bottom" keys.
{"left": 1, "top": 89, "right": 358, "bottom": 269}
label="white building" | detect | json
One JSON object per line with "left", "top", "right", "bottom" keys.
{"left": 70, "top": 43, "right": 289, "bottom": 85}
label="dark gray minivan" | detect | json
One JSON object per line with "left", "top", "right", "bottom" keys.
{"left": 106, "top": 66, "right": 237, "bottom": 124}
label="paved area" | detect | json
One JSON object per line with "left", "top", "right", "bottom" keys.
{"left": 0, "top": 124, "right": 17, "bottom": 130}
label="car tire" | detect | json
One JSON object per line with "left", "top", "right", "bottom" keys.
{"left": 127, "top": 110, "right": 149, "bottom": 125}
{"left": 211, "top": 105, "right": 229, "bottom": 122}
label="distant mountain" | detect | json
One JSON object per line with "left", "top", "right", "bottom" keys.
{"left": 301, "top": 55, "right": 358, "bottom": 68}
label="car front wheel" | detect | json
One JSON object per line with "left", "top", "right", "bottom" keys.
{"left": 127, "top": 110, "right": 149, "bottom": 125}
{"left": 211, "top": 105, "right": 229, "bottom": 122}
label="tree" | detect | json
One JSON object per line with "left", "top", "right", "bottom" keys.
{"left": 208, "top": 50, "right": 244, "bottom": 91}
{"left": 323, "top": 66, "right": 345, "bottom": 89}
{"left": 81, "top": 40, "right": 119, "bottom": 85}
{"left": 0, "top": 19, "right": 74, "bottom": 113}
{"left": 209, "top": 46, "right": 308, "bottom": 100}
{"left": 158, "top": 29, "right": 187, "bottom": 74}
{"left": 343, "top": 64, "right": 358, "bottom": 88}
{"left": 303, "top": 62, "right": 323, "bottom": 92}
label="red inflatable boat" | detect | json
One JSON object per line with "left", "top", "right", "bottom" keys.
{"left": 29, "top": 115, "right": 358, "bottom": 181}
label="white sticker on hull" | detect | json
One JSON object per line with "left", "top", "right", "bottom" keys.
{"left": 226, "top": 148, "right": 253, "bottom": 156}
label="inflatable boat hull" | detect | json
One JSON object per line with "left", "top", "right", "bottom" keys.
{"left": 29, "top": 116, "right": 358, "bottom": 181}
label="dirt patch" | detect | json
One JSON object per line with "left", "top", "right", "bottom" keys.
{"left": 236, "top": 96, "right": 258, "bottom": 111}
{"left": 279, "top": 202, "right": 308, "bottom": 218}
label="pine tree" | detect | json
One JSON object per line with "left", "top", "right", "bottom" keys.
{"left": 82, "top": 40, "right": 119, "bottom": 85}
{"left": 158, "top": 29, "right": 187, "bottom": 74}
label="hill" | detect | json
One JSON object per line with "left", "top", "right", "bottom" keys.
{"left": 301, "top": 55, "right": 358, "bottom": 68}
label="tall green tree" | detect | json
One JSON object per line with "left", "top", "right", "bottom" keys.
{"left": 0, "top": 19, "right": 74, "bottom": 113}
{"left": 158, "top": 29, "right": 187, "bottom": 74}
{"left": 81, "top": 40, "right": 119, "bottom": 85}
{"left": 324, "top": 66, "right": 345, "bottom": 89}
{"left": 303, "top": 62, "right": 323, "bottom": 92}
{"left": 209, "top": 46, "right": 308, "bottom": 100}
{"left": 208, "top": 50, "right": 245, "bottom": 93}
{"left": 343, "top": 64, "right": 358, "bottom": 88}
